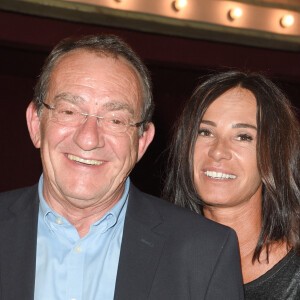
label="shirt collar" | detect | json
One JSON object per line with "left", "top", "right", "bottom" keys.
{"left": 38, "top": 174, "right": 129, "bottom": 234}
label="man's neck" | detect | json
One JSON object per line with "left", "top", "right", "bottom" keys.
{"left": 42, "top": 181, "right": 125, "bottom": 238}
{"left": 47, "top": 196, "right": 121, "bottom": 238}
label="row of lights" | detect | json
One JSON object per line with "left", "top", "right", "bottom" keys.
{"left": 228, "top": 7, "right": 294, "bottom": 28}
{"left": 171, "top": 0, "right": 295, "bottom": 28}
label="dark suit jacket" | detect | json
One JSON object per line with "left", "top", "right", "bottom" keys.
{"left": 0, "top": 184, "right": 244, "bottom": 300}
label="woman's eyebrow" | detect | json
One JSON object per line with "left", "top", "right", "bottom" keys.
{"left": 201, "top": 120, "right": 216, "bottom": 126}
{"left": 201, "top": 120, "right": 257, "bottom": 130}
{"left": 232, "top": 123, "right": 257, "bottom": 130}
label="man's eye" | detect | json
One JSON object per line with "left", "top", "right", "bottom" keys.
{"left": 106, "top": 112, "right": 129, "bottom": 126}
{"left": 61, "top": 110, "right": 75, "bottom": 115}
{"left": 110, "top": 118, "right": 126, "bottom": 126}
{"left": 237, "top": 134, "right": 253, "bottom": 141}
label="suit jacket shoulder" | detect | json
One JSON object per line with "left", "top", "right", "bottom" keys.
{"left": 115, "top": 184, "right": 244, "bottom": 300}
{"left": 0, "top": 185, "right": 39, "bottom": 215}
{"left": 127, "top": 183, "right": 237, "bottom": 246}
{"left": 0, "top": 185, "right": 39, "bottom": 300}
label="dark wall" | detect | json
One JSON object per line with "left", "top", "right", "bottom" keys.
{"left": 0, "top": 10, "right": 299, "bottom": 196}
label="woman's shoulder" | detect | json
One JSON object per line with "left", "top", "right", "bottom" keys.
{"left": 244, "top": 250, "right": 300, "bottom": 299}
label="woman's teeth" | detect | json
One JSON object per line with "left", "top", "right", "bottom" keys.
{"left": 204, "top": 171, "right": 236, "bottom": 179}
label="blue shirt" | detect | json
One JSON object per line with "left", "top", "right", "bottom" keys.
{"left": 34, "top": 175, "right": 129, "bottom": 300}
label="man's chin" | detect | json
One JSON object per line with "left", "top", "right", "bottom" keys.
{"left": 61, "top": 192, "right": 106, "bottom": 209}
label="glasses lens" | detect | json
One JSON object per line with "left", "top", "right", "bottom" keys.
{"left": 102, "top": 111, "right": 130, "bottom": 133}
{"left": 53, "top": 102, "right": 81, "bottom": 126}
{"left": 48, "top": 102, "right": 134, "bottom": 133}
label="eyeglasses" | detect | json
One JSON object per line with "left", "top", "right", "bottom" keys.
{"left": 42, "top": 101, "right": 145, "bottom": 134}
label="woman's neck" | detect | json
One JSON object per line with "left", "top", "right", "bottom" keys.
{"left": 203, "top": 196, "right": 288, "bottom": 283}
{"left": 203, "top": 197, "right": 262, "bottom": 265}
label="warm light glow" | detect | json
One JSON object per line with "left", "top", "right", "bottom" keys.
{"left": 280, "top": 14, "right": 294, "bottom": 28}
{"left": 173, "top": 0, "right": 187, "bottom": 11}
{"left": 228, "top": 8, "right": 243, "bottom": 21}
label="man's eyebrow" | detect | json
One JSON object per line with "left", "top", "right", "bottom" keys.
{"left": 232, "top": 123, "right": 257, "bottom": 130}
{"left": 54, "top": 93, "right": 86, "bottom": 104}
{"left": 53, "top": 95, "right": 135, "bottom": 115}
{"left": 103, "top": 102, "right": 134, "bottom": 115}
{"left": 201, "top": 120, "right": 257, "bottom": 130}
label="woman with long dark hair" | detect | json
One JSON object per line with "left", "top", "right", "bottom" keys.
{"left": 163, "top": 71, "right": 300, "bottom": 298}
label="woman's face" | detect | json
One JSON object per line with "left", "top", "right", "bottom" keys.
{"left": 193, "top": 87, "right": 262, "bottom": 208}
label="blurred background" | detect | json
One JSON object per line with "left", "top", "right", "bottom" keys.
{"left": 0, "top": 0, "right": 299, "bottom": 196}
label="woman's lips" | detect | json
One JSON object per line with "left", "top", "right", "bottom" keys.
{"left": 204, "top": 170, "right": 236, "bottom": 180}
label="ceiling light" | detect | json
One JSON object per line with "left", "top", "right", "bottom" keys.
{"left": 172, "top": 0, "right": 187, "bottom": 12}
{"left": 280, "top": 14, "right": 294, "bottom": 28}
{"left": 228, "top": 8, "right": 243, "bottom": 21}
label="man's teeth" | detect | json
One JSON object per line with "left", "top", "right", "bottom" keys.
{"left": 204, "top": 171, "right": 236, "bottom": 179}
{"left": 67, "top": 154, "right": 103, "bottom": 166}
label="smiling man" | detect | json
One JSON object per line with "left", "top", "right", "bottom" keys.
{"left": 0, "top": 35, "right": 244, "bottom": 300}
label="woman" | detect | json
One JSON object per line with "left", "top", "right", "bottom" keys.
{"left": 163, "top": 71, "right": 300, "bottom": 298}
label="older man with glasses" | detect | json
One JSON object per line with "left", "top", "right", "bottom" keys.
{"left": 0, "top": 35, "right": 244, "bottom": 300}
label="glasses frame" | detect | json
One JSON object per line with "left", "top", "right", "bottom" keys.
{"left": 41, "top": 101, "right": 146, "bottom": 132}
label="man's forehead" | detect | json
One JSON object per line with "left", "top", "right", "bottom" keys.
{"left": 53, "top": 48, "right": 135, "bottom": 73}
{"left": 51, "top": 49, "right": 142, "bottom": 91}
{"left": 48, "top": 49, "right": 144, "bottom": 115}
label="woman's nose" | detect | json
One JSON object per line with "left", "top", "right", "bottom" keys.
{"left": 208, "top": 137, "right": 232, "bottom": 161}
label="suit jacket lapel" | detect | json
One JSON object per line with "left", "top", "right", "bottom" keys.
{"left": 0, "top": 186, "right": 39, "bottom": 300}
{"left": 114, "top": 185, "right": 166, "bottom": 300}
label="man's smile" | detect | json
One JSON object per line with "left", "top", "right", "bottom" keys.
{"left": 67, "top": 154, "right": 103, "bottom": 166}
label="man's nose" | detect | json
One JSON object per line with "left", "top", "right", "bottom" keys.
{"left": 73, "top": 115, "right": 104, "bottom": 150}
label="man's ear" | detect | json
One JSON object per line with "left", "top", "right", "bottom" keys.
{"left": 26, "top": 101, "right": 41, "bottom": 149}
{"left": 137, "top": 122, "right": 155, "bottom": 162}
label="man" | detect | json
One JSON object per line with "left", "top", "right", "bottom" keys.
{"left": 0, "top": 35, "right": 244, "bottom": 299}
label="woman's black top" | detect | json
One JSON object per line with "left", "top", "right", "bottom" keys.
{"left": 244, "top": 250, "right": 300, "bottom": 299}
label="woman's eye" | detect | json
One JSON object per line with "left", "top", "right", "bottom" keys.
{"left": 237, "top": 134, "right": 253, "bottom": 141}
{"left": 198, "top": 129, "right": 212, "bottom": 137}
